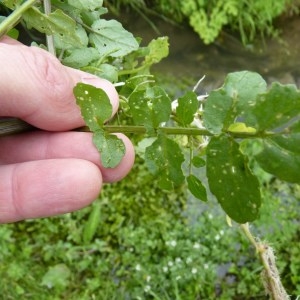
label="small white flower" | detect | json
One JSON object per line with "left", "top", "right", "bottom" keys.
{"left": 168, "top": 261, "right": 174, "bottom": 267}
{"left": 204, "top": 264, "right": 209, "bottom": 269}
{"left": 191, "top": 268, "right": 197, "bottom": 274}
{"left": 208, "top": 213, "right": 213, "bottom": 219}
{"left": 176, "top": 275, "right": 181, "bottom": 281}
{"left": 135, "top": 264, "right": 141, "bottom": 271}
{"left": 170, "top": 240, "right": 177, "bottom": 247}
{"left": 146, "top": 275, "right": 151, "bottom": 282}
{"left": 186, "top": 257, "right": 193, "bottom": 264}
{"left": 193, "top": 242, "right": 201, "bottom": 249}
{"left": 175, "top": 257, "right": 182, "bottom": 264}
{"left": 144, "top": 285, "right": 151, "bottom": 293}
{"left": 220, "top": 230, "right": 224, "bottom": 236}
{"left": 215, "top": 234, "right": 220, "bottom": 241}
{"left": 163, "top": 266, "right": 168, "bottom": 272}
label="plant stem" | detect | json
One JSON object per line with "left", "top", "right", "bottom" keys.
{"left": 0, "top": 118, "right": 276, "bottom": 139}
{"left": 240, "top": 224, "right": 290, "bottom": 300}
{"left": 0, "top": 0, "right": 38, "bottom": 38}
{"left": 43, "top": 0, "right": 56, "bottom": 56}
{"left": 104, "top": 125, "right": 214, "bottom": 136}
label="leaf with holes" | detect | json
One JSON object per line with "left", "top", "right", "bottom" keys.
{"left": 90, "top": 19, "right": 139, "bottom": 57}
{"left": 145, "top": 135, "right": 184, "bottom": 189}
{"left": 23, "top": 8, "right": 86, "bottom": 48}
{"left": 93, "top": 129, "right": 125, "bottom": 168}
{"left": 203, "top": 71, "right": 266, "bottom": 134}
{"left": 245, "top": 82, "right": 300, "bottom": 131}
{"left": 206, "top": 134, "right": 261, "bottom": 223}
{"left": 128, "top": 86, "right": 172, "bottom": 132}
{"left": 176, "top": 91, "right": 199, "bottom": 126}
{"left": 74, "top": 83, "right": 112, "bottom": 131}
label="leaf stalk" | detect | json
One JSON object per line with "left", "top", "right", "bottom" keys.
{"left": 0, "top": 0, "right": 38, "bottom": 38}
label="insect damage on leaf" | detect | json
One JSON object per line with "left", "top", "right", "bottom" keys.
{"left": 74, "top": 83, "right": 125, "bottom": 168}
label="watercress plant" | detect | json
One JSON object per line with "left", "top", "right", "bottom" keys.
{"left": 1, "top": 1, "right": 299, "bottom": 298}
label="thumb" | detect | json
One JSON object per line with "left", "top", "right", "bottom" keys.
{"left": 0, "top": 38, "right": 119, "bottom": 131}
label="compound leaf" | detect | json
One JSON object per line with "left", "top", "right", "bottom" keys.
{"left": 206, "top": 134, "right": 261, "bottom": 223}
{"left": 145, "top": 135, "right": 184, "bottom": 189}
{"left": 74, "top": 83, "right": 112, "bottom": 131}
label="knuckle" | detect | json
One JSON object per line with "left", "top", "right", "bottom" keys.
{"left": 28, "top": 47, "right": 74, "bottom": 112}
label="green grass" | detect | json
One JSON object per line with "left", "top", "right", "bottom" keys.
{"left": 0, "top": 160, "right": 299, "bottom": 299}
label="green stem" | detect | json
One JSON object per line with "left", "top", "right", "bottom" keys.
{"left": 102, "top": 125, "right": 214, "bottom": 136}
{"left": 240, "top": 224, "right": 289, "bottom": 300}
{"left": 118, "top": 64, "right": 150, "bottom": 76}
{"left": 0, "top": 0, "right": 38, "bottom": 38}
{"left": 43, "top": 0, "right": 56, "bottom": 56}
{"left": 0, "top": 118, "right": 277, "bottom": 139}
{"left": 103, "top": 125, "right": 274, "bottom": 139}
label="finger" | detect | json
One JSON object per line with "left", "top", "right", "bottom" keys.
{"left": 0, "top": 35, "right": 22, "bottom": 45}
{"left": 0, "top": 159, "right": 102, "bottom": 223}
{"left": 0, "top": 39, "right": 119, "bottom": 130}
{"left": 0, "top": 131, "right": 135, "bottom": 182}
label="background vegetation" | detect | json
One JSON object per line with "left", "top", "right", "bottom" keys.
{"left": 0, "top": 159, "right": 299, "bottom": 299}
{"left": 1, "top": 1, "right": 300, "bottom": 299}
{"left": 106, "top": 0, "right": 300, "bottom": 45}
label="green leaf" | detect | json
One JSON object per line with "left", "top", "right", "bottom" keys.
{"left": 68, "top": 0, "right": 103, "bottom": 11}
{"left": 254, "top": 137, "right": 300, "bottom": 183}
{"left": 176, "top": 91, "right": 199, "bottom": 126}
{"left": 74, "top": 83, "right": 112, "bottom": 131}
{"left": 91, "top": 63, "right": 118, "bottom": 83}
{"left": 2, "top": 0, "right": 22, "bottom": 9}
{"left": 62, "top": 48, "right": 99, "bottom": 68}
{"left": 192, "top": 155, "right": 206, "bottom": 168}
{"left": 41, "top": 264, "right": 70, "bottom": 290}
{"left": 83, "top": 201, "right": 101, "bottom": 244}
{"left": 90, "top": 19, "right": 139, "bottom": 57}
{"left": 245, "top": 83, "right": 300, "bottom": 131}
{"left": 203, "top": 71, "right": 266, "bottom": 134}
{"left": 93, "top": 129, "right": 125, "bottom": 168}
{"left": 128, "top": 86, "right": 172, "bottom": 131}
{"left": 145, "top": 135, "right": 185, "bottom": 189}
{"left": 187, "top": 175, "right": 207, "bottom": 202}
{"left": 23, "top": 8, "right": 86, "bottom": 48}
{"left": 206, "top": 134, "right": 261, "bottom": 223}
{"left": 144, "top": 37, "right": 169, "bottom": 65}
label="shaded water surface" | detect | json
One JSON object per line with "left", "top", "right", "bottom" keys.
{"left": 121, "top": 12, "right": 300, "bottom": 93}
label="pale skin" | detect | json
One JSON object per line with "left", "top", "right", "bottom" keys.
{"left": 0, "top": 36, "right": 135, "bottom": 223}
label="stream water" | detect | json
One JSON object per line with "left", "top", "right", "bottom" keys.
{"left": 121, "top": 12, "right": 300, "bottom": 94}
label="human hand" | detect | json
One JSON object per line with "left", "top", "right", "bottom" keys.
{"left": 0, "top": 36, "right": 135, "bottom": 223}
